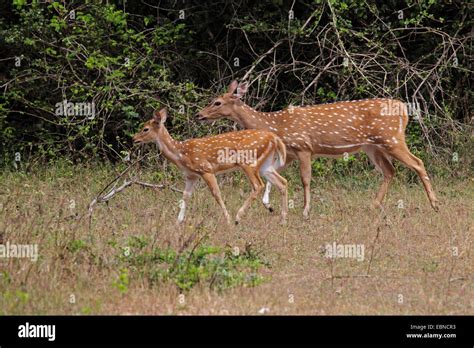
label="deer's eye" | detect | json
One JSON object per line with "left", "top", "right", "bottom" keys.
{"left": 143, "top": 128, "right": 149, "bottom": 132}
{"left": 214, "top": 101, "right": 222, "bottom": 107}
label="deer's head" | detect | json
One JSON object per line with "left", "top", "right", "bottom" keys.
{"left": 197, "top": 80, "right": 248, "bottom": 122}
{"left": 133, "top": 108, "right": 168, "bottom": 145}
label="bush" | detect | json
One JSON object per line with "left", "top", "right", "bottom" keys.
{"left": 0, "top": 0, "right": 471, "bottom": 174}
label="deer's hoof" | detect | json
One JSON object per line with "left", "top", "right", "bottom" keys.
{"left": 372, "top": 201, "right": 384, "bottom": 210}
{"left": 263, "top": 203, "right": 273, "bottom": 213}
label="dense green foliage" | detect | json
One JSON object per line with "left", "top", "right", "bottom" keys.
{"left": 0, "top": 0, "right": 472, "bottom": 169}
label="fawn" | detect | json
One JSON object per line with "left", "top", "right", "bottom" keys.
{"left": 133, "top": 108, "right": 288, "bottom": 224}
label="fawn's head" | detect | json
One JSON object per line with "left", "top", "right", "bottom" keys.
{"left": 133, "top": 108, "right": 168, "bottom": 145}
{"left": 197, "top": 80, "right": 248, "bottom": 122}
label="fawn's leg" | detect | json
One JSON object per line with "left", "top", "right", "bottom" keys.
{"left": 262, "top": 169, "right": 288, "bottom": 224}
{"left": 201, "top": 173, "right": 231, "bottom": 224}
{"left": 262, "top": 156, "right": 293, "bottom": 213}
{"left": 262, "top": 181, "right": 273, "bottom": 212}
{"left": 235, "top": 166, "right": 265, "bottom": 224}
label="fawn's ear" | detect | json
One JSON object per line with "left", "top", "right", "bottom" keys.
{"left": 227, "top": 80, "right": 238, "bottom": 94}
{"left": 235, "top": 81, "right": 248, "bottom": 98}
{"left": 153, "top": 108, "right": 167, "bottom": 124}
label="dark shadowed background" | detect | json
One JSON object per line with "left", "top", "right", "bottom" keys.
{"left": 0, "top": 0, "right": 472, "bottom": 173}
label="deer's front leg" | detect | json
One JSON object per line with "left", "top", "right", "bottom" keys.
{"left": 236, "top": 166, "right": 265, "bottom": 224}
{"left": 297, "top": 151, "right": 312, "bottom": 218}
{"left": 201, "top": 173, "right": 231, "bottom": 224}
{"left": 177, "top": 176, "right": 198, "bottom": 224}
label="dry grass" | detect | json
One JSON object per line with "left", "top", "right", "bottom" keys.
{"left": 0, "top": 164, "right": 472, "bottom": 315}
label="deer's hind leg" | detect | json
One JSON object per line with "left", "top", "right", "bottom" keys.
{"left": 262, "top": 170, "right": 288, "bottom": 224}
{"left": 261, "top": 154, "right": 293, "bottom": 214}
{"left": 260, "top": 154, "right": 288, "bottom": 224}
{"left": 384, "top": 144, "right": 439, "bottom": 211}
{"left": 262, "top": 181, "right": 274, "bottom": 212}
{"left": 363, "top": 145, "right": 395, "bottom": 209}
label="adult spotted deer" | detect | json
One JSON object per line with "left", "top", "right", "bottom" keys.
{"left": 197, "top": 81, "right": 439, "bottom": 217}
{"left": 133, "top": 108, "right": 288, "bottom": 224}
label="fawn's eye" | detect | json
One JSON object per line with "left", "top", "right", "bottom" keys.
{"left": 143, "top": 128, "right": 149, "bottom": 132}
{"left": 214, "top": 101, "right": 221, "bottom": 107}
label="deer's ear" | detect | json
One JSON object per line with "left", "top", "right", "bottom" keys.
{"left": 152, "top": 109, "right": 161, "bottom": 123}
{"left": 157, "top": 108, "right": 167, "bottom": 124}
{"left": 227, "top": 80, "right": 238, "bottom": 94}
{"left": 152, "top": 108, "right": 167, "bottom": 124}
{"left": 235, "top": 82, "right": 248, "bottom": 98}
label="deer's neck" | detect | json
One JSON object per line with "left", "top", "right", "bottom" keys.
{"left": 233, "top": 104, "right": 278, "bottom": 130}
{"left": 156, "top": 128, "right": 182, "bottom": 164}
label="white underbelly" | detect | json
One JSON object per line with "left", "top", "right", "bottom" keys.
{"left": 312, "top": 146, "right": 362, "bottom": 158}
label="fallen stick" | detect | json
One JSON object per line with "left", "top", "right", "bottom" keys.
{"left": 86, "top": 150, "right": 182, "bottom": 229}
{"left": 91, "top": 179, "right": 181, "bottom": 206}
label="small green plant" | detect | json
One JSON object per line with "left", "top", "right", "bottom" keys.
{"left": 112, "top": 268, "right": 130, "bottom": 294}
{"left": 117, "top": 242, "right": 268, "bottom": 292}
{"left": 0, "top": 290, "right": 30, "bottom": 314}
{"left": 422, "top": 260, "right": 439, "bottom": 273}
{"left": 67, "top": 239, "right": 88, "bottom": 253}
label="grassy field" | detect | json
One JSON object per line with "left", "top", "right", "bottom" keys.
{"left": 0, "top": 163, "right": 472, "bottom": 315}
